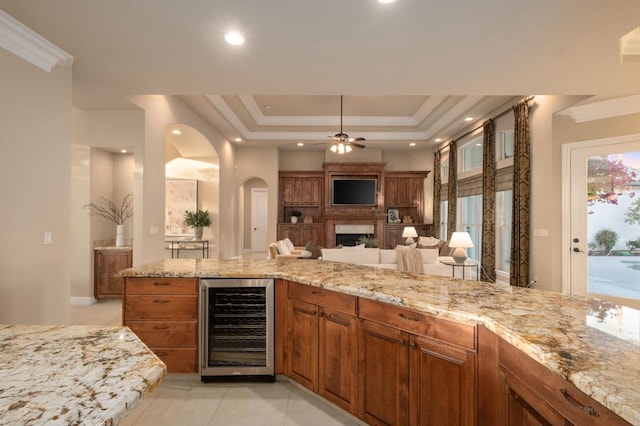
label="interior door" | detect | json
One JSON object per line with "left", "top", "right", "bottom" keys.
{"left": 567, "top": 136, "right": 640, "bottom": 308}
{"left": 251, "top": 188, "right": 268, "bottom": 252}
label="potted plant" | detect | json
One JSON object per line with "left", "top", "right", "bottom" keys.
{"left": 358, "top": 235, "right": 378, "bottom": 248}
{"left": 184, "top": 209, "right": 211, "bottom": 239}
{"left": 289, "top": 210, "right": 302, "bottom": 224}
{"left": 84, "top": 194, "right": 133, "bottom": 247}
{"left": 304, "top": 241, "right": 321, "bottom": 259}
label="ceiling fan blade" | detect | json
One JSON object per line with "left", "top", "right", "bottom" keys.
{"left": 348, "top": 142, "right": 366, "bottom": 149}
{"left": 347, "top": 137, "right": 366, "bottom": 142}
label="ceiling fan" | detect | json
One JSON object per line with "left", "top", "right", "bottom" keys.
{"left": 327, "top": 95, "right": 366, "bottom": 154}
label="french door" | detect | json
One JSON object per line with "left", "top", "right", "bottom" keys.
{"left": 565, "top": 134, "right": 640, "bottom": 309}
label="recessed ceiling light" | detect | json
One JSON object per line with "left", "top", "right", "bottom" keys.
{"left": 225, "top": 32, "right": 245, "bottom": 45}
{"left": 464, "top": 117, "right": 474, "bottom": 122}
{"left": 264, "top": 105, "right": 272, "bottom": 110}
{"left": 171, "top": 129, "right": 181, "bottom": 135}
{"left": 120, "top": 149, "right": 128, "bottom": 154}
{"left": 297, "top": 142, "right": 304, "bottom": 147}
{"left": 409, "top": 142, "right": 416, "bottom": 147}
{"left": 378, "top": 0, "right": 395, "bottom": 3}
{"left": 435, "top": 138, "right": 442, "bottom": 142}
{"left": 234, "top": 138, "right": 242, "bottom": 142}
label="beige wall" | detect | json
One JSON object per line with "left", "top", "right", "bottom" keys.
{"left": 0, "top": 49, "right": 72, "bottom": 324}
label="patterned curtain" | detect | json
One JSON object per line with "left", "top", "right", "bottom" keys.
{"left": 510, "top": 100, "right": 531, "bottom": 287}
{"left": 481, "top": 119, "right": 496, "bottom": 282}
{"left": 447, "top": 141, "right": 457, "bottom": 240}
{"left": 433, "top": 150, "right": 442, "bottom": 238}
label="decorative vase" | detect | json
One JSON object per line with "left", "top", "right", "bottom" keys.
{"left": 116, "top": 224, "right": 125, "bottom": 247}
{"left": 194, "top": 227, "right": 203, "bottom": 240}
{"left": 291, "top": 216, "right": 298, "bottom": 224}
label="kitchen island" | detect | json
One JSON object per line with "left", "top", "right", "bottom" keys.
{"left": 0, "top": 325, "right": 166, "bottom": 425}
{"left": 118, "top": 258, "right": 640, "bottom": 425}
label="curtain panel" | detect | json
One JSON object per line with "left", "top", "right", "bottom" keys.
{"left": 481, "top": 119, "right": 496, "bottom": 282}
{"left": 510, "top": 101, "right": 531, "bottom": 287}
{"left": 433, "top": 149, "right": 442, "bottom": 239}
{"left": 447, "top": 141, "right": 457, "bottom": 240}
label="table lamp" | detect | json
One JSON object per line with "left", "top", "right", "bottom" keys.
{"left": 402, "top": 226, "right": 418, "bottom": 245}
{"left": 449, "top": 231, "right": 473, "bottom": 263}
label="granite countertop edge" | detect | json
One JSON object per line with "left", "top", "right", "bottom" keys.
{"left": 117, "top": 258, "right": 640, "bottom": 425}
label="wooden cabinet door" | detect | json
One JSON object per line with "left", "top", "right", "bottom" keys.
{"left": 94, "top": 249, "right": 131, "bottom": 299}
{"left": 410, "top": 335, "right": 477, "bottom": 426}
{"left": 300, "top": 224, "right": 323, "bottom": 247}
{"left": 385, "top": 177, "right": 398, "bottom": 207}
{"left": 281, "top": 177, "right": 298, "bottom": 205}
{"left": 319, "top": 307, "right": 358, "bottom": 414}
{"left": 300, "top": 177, "right": 322, "bottom": 205}
{"left": 288, "top": 298, "right": 319, "bottom": 391}
{"left": 358, "top": 319, "right": 409, "bottom": 426}
{"left": 278, "top": 224, "right": 301, "bottom": 246}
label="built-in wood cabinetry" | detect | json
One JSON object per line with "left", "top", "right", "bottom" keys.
{"left": 358, "top": 297, "right": 477, "bottom": 425}
{"left": 286, "top": 281, "right": 359, "bottom": 414}
{"left": 277, "top": 223, "right": 324, "bottom": 247}
{"left": 498, "top": 337, "right": 630, "bottom": 426}
{"left": 94, "top": 248, "right": 132, "bottom": 299}
{"left": 123, "top": 277, "right": 198, "bottom": 373}
{"left": 277, "top": 164, "right": 432, "bottom": 248}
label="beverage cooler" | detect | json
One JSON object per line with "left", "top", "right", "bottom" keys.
{"left": 199, "top": 278, "right": 275, "bottom": 382}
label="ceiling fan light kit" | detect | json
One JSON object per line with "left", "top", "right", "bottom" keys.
{"left": 328, "top": 95, "right": 366, "bottom": 154}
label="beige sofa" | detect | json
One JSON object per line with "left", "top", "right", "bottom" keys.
{"left": 267, "top": 238, "right": 305, "bottom": 259}
{"left": 320, "top": 246, "right": 473, "bottom": 279}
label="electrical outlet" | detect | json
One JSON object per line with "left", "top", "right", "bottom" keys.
{"left": 44, "top": 232, "right": 52, "bottom": 245}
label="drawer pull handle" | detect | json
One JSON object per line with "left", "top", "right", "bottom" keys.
{"left": 560, "top": 389, "right": 599, "bottom": 417}
{"left": 398, "top": 312, "right": 420, "bottom": 322}
{"left": 153, "top": 282, "right": 171, "bottom": 286}
{"left": 312, "top": 291, "right": 325, "bottom": 296}
{"left": 153, "top": 326, "right": 170, "bottom": 330}
{"left": 153, "top": 300, "right": 171, "bottom": 304}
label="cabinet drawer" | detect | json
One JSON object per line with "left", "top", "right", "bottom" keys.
{"left": 127, "top": 321, "right": 197, "bottom": 346}
{"left": 358, "top": 298, "right": 476, "bottom": 351}
{"left": 288, "top": 281, "right": 356, "bottom": 315}
{"left": 124, "top": 295, "right": 197, "bottom": 320}
{"left": 125, "top": 277, "right": 198, "bottom": 295}
{"left": 149, "top": 347, "right": 197, "bottom": 373}
{"left": 499, "top": 338, "right": 630, "bottom": 425}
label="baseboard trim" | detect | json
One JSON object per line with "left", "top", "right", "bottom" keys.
{"left": 70, "top": 297, "right": 97, "bottom": 306}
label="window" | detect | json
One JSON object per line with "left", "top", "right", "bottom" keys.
{"left": 461, "top": 137, "right": 483, "bottom": 173}
{"left": 498, "top": 130, "right": 514, "bottom": 161}
{"left": 458, "top": 195, "right": 482, "bottom": 260}
{"left": 439, "top": 199, "right": 448, "bottom": 241}
{"left": 441, "top": 155, "right": 449, "bottom": 184}
{"left": 496, "top": 190, "right": 512, "bottom": 272}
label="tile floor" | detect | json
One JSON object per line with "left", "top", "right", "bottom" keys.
{"left": 70, "top": 299, "right": 367, "bottom": 425}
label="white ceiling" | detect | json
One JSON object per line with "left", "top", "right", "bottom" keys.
{"left": 2, "top": 0, "right": 639, "bottom": 151}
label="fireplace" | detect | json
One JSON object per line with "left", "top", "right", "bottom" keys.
{"left": 335, "top": 224, "right": 374, "bottom": 247}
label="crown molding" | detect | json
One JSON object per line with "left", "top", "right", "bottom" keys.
{"left": 557, "top": 94, "right": 640, "bottom": 123}
{"left": 620, "top": 27, "right": 640, "bottom": 64}
{"left": 0, "top": 10, "right": 73, "bottom": 72}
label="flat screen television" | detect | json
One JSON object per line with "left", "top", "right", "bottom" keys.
{"left": 332, "top": 178, "right": 377, "bottom": 206}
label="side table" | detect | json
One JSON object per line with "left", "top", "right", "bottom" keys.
{"left": 439, "top": 259, "right": 480, "bottom": 280}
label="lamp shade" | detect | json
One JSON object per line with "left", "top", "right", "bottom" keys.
{"left": 401, "top": 227, "right": 418, "bottom": 238}
{"left": 448, "top": 231, "right": 473, "bottom": 248}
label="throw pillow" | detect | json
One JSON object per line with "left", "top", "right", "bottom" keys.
{"left": 439, "top": 241, "right": 455, "bottom": 256}
{"left": 277, "top": 240, "right": 291, "bottom": 255}
{"left": 283, "top": 238, "right": 295, "bottom": 251}
{"left": 417, "top": 236, "right": 440, "bottom": 248}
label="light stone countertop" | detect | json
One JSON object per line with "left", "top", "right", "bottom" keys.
{"left": 0, "top": 325, "right": 166, "bottom": 426}
{"left": 118, "top": 258, "right": 640, "bottom": 425}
